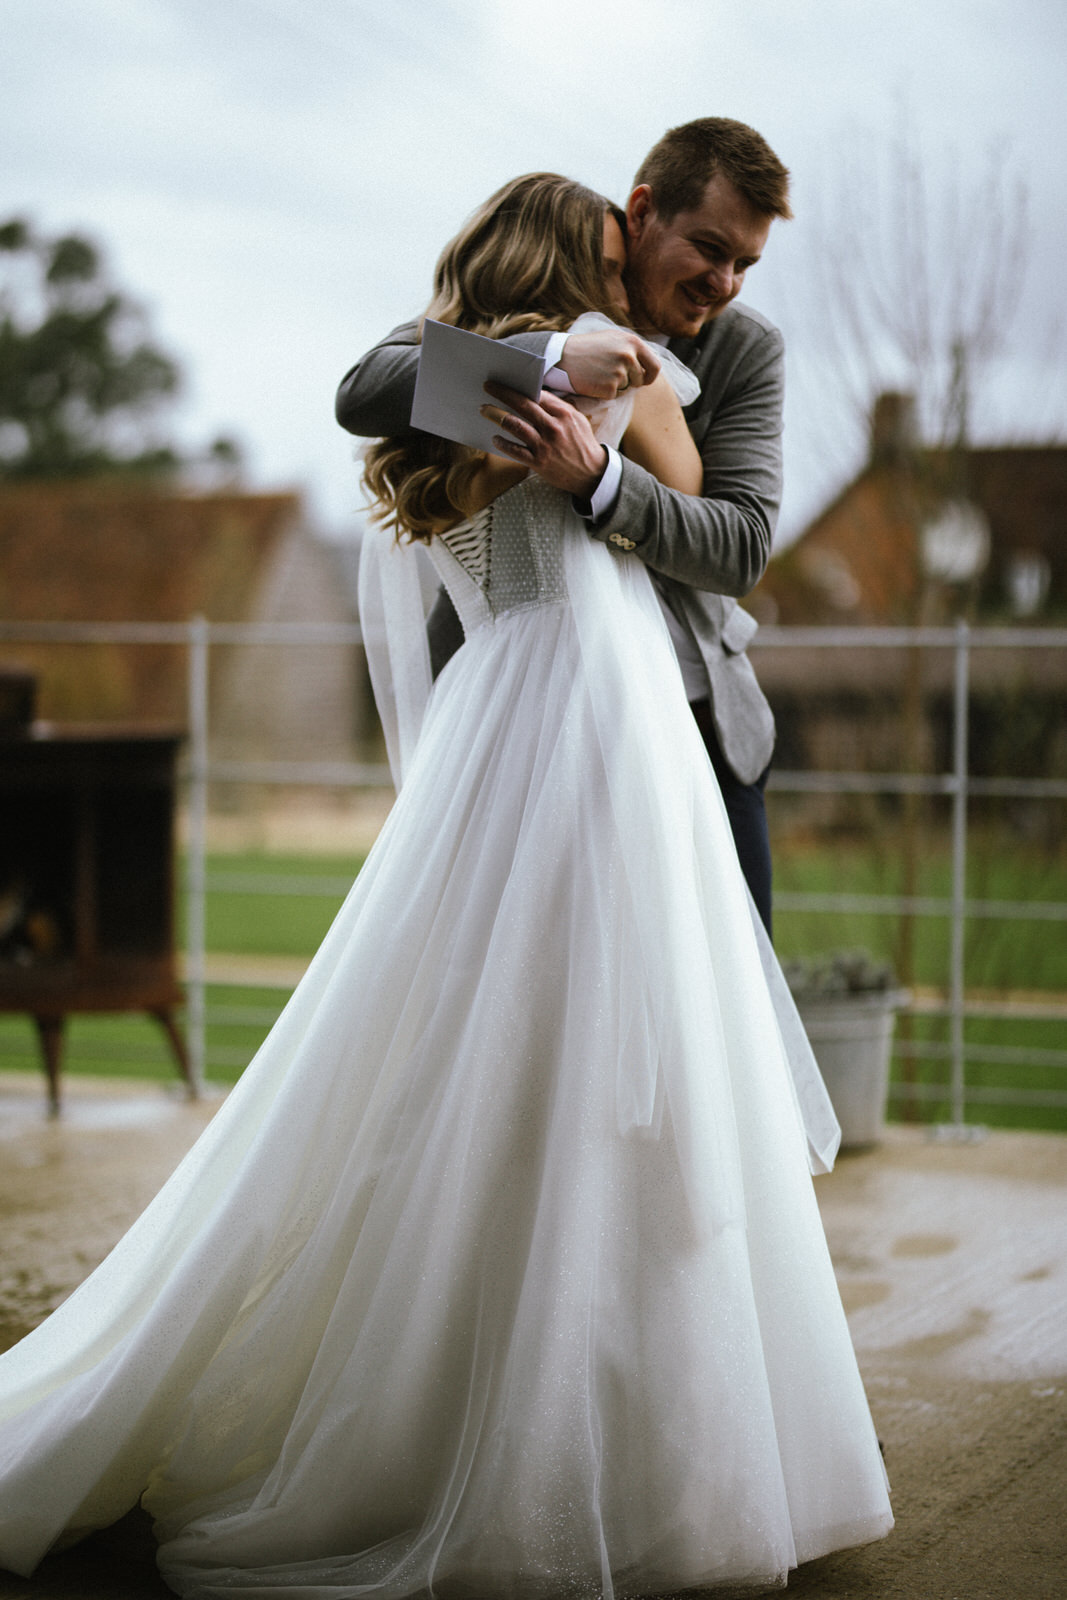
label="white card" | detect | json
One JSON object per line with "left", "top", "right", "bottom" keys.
{"left": 410, "top": 319, "right": 548, "bottom": 453}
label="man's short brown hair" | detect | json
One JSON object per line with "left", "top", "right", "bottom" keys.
{"left": 633, "top": 117, "right": 792, "bottom": 222}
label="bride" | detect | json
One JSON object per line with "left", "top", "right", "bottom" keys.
{"left": 0, "top": 173, "right": 891, "bottom": 1597}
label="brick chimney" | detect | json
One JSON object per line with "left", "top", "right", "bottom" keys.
{"left": 870, "top": 392, "right": 917, "bottom": 465}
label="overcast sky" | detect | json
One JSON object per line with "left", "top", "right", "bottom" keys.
{"left": 4, "top": 0, "right": 1065, "bottom": 543}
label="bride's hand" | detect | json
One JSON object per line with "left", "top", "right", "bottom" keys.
{"left": 482, "top": 382, "right": 608, "bottom": 499}
{"left": 559, "top": 330, "right": 660, "bottom": 398}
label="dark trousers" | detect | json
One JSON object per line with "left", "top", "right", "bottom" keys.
{"left": 689, "top": 697, "right": 773, "bottom": 939}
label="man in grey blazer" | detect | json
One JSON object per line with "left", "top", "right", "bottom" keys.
{"left": 336, "top": 118, "right": 789, "bottom": 933}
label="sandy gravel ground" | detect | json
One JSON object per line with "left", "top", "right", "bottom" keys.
{"left": 0, "top": 1072, "right": 1064, "bottom": 1600}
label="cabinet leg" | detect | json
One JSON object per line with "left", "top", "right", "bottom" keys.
{"left": 33, "top": 1015, "right": 65, "bottom": 1117}
{"left": 150, "top": 1008, "right": 197, "bottom": 1099}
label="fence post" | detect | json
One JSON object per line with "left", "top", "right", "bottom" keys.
{"left": 185, "top": 615, "right": 209, "bottom": 1092}
{"left": 947, "top": 618, "right": 970, "bottom": 1129}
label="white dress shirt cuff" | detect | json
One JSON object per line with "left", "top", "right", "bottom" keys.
{"left": 573, "top": 446, "right": 623, "bottom": 524}
{"left": 541, "top": 331, "right": 574, "bottom": 393}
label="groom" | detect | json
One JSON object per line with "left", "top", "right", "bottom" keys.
{"left": 335, "top": 118, "right": 790, "bottom": 934}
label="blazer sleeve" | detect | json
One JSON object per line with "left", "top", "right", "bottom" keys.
{"left": 588, "top": 319, "right": 784, "bottom": 597}
{"left": 336, "top": 322, "right": 556, "bottom": 438}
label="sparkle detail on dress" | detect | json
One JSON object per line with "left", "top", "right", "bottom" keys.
{"left": 434, "top": 478, "right": 570, "bottom": 636}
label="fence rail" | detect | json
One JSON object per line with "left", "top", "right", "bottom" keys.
{"left": 2, "top": 618, "right": 1064, "bottom": 1123}
{"left": 754, "top": 621, "right": 1067, "bottom": 1120}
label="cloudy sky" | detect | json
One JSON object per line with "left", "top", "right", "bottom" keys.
{"left": 4, "top": 0, "right": 1065, "bottom": 542}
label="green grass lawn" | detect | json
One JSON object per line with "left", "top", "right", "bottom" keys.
{"left": 0, "top": 989, "right": 286, "bottom": 1088}
{"left": 772, "top": 828, "right": 1067, "bottom": 1132}
{"left": 2, "top": 837, "right": 1064, "bottom": 1131}
{"left": 773, "top": 838, "right": 1067, "bottom": 992}
{"left": 200, "top": 852, "right": 365, "bottom": 957}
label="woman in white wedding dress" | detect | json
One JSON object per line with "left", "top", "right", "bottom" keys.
{"left": 0, "top": 174, "right": 891, "bottom": 1598}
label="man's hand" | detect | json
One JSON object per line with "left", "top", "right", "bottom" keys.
{"left": 559, "top": 329, "right": 660, "bottom": 398}
{"left": 482, "top": 382, "right": 608, "bottom": 500}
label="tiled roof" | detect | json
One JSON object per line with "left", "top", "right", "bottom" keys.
{"left": 753, "top": 442, "right": 1067, "bottom": 628}
{"left": 0, "top": 482, "right": 303, "bottom": 623}
{"left": 0, "top": 483, "right": 304, "bottom": 722}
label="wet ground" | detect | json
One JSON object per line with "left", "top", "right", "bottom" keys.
{"left": 0, "top": 1072, "right": 1064, "bottom": 1599}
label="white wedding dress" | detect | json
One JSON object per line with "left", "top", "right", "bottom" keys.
{"left": 0, "top": 347, "right": 892, "bottom": 1597}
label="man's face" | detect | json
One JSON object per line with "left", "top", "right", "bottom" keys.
{"left": 623, "top": 172, "right": 772, "bottom": 339}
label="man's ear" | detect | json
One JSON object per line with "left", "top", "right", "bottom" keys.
{"left": 625, "top": 185, "right": 654, "bottom": 242}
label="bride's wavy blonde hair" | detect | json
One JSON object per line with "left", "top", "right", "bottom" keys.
{"left": 362, "top": 173, "right": 625, "bottom": 541}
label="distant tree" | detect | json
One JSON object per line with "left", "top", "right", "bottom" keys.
{"left": 0, "top": 217, "right": 240, "bottom": 482}
{"left": 793, "top": 127, "right": 1032, "bottom": 489}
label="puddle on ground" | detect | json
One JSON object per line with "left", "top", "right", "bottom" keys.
{"left": 829, "top": 1248, "right": 881, "bottom": 1274}
{"left": 891, "top": 1233, "right": 958, "bottom": 1258}
{"left": 839, "top": 1279, "right": 891, "bottom": 1312}
{"left": 890, "top": 1306, "right": 992, "bottom": 1360}
{"left": 0, "top": 1093, "right": 187, "bottom": 1138}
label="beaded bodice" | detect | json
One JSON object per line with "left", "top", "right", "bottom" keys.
{"left": 429, "top": 476, "right": 569, "bottom": 637}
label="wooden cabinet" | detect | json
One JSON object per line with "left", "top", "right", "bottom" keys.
{"left": 0, "top": 726, "right": 192, "bottom": 1112}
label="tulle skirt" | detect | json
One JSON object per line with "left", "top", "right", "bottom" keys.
{"left": 0, "top": 537, "right": 891, "bottom": 1596}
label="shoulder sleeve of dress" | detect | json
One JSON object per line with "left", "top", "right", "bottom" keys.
{"left": 564, "top": 311, "right": 699, "bottom": 407}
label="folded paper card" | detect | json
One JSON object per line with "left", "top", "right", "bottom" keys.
{"left": 410, "top": 319, "right": 548, "bottom": 454}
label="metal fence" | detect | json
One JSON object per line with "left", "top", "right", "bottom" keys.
{"left": 2, "top": 617, "right": 1065, "bottom": 1126}
{"left": 753, "top": 623, "right": 1067, "bottom": 1125}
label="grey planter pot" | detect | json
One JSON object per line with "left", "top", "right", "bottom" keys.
{"left": 795, "top": 990, "right": 910, "bottom": 1149}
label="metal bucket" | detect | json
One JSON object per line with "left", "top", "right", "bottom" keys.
{"left": 797, "top": 991, "right": 909, "bottom": 1148}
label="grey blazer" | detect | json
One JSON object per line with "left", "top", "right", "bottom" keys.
{"left": 336, "top": 302, "right": 780, "bottom": 784}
